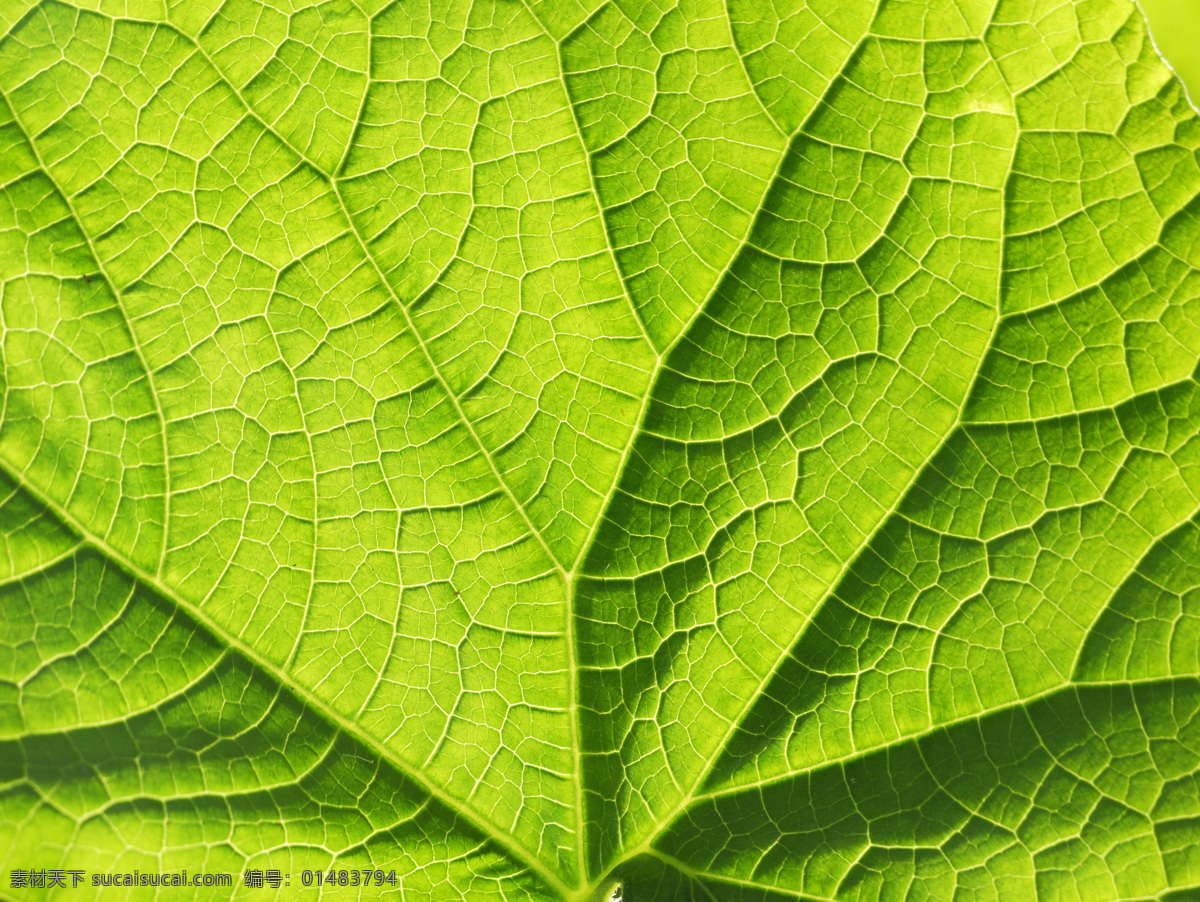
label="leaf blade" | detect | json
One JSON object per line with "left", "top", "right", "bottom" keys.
{"left": 1, "top": 0, "right": 1199, "bottom": 897}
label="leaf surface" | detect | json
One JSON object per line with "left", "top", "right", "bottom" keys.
{"left": 0, "top": 0, "right": 1199, "bottom": 897}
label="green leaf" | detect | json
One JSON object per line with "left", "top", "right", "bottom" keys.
{"left": 0, "top": 0, "right": 1198, "bottom": 898}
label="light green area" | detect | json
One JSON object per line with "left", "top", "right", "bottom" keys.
{"left": 0, "top": 0, "right": 1199, "bottom": 899}
{"left": 1140, "top": 0, "right": 1200, "bottom": 99}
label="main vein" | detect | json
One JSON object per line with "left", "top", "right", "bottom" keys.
{"left": 0, "top": 35, "right": 576, "bottom": 893}
{"left": 0, "top": 449, "right": 575, "bottom": 899}
{"left": 574, "top": 8, "right": 1019, "bottom": 884}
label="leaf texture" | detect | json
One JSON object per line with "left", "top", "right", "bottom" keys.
{"left": 0, "top": 0, "right": 1198, "bottom": 897}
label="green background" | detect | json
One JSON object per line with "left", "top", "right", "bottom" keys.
{"left": 1141, "top": 0, "right": 1200, "bottom": 99}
